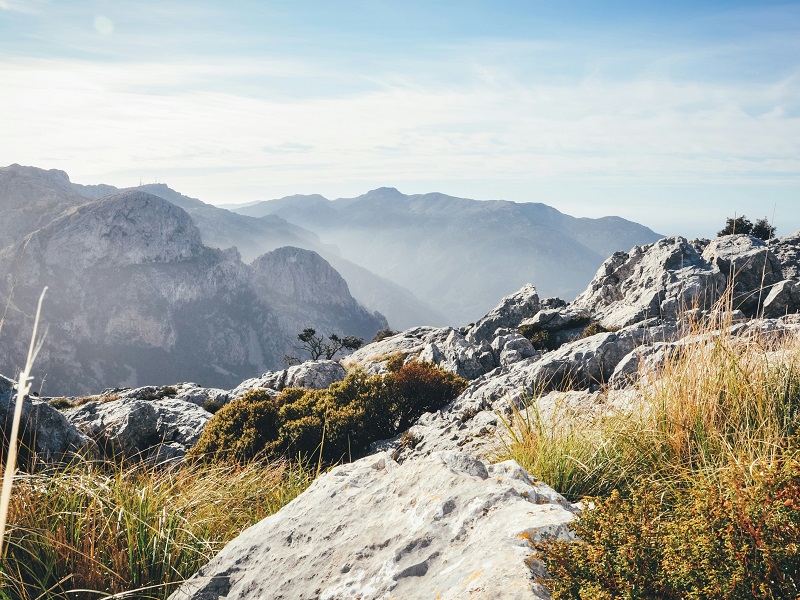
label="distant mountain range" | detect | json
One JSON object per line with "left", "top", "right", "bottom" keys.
{"left": 0, "top": 164, "right": 662, "bottom": 393}
{"left": 235, "top": 187, "right": 662, "bottom": 324}
{"left": 0, "top": 166, "right": 386, "bottom": 394}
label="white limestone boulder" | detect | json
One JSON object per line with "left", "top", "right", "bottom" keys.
{"left": 169, "top": 451, "right": 576, "bottom": 600}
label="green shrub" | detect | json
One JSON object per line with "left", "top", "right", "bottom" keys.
{"left": 189, "top": 389, "right": 282, "bottom": 463}
{"left": 582, "top": 322, "right": 610, "bottom": 338}
{"left": 385, "top": 352, "right": 406, "bottom": 373}
{"left": 537, "top": 458, "right": 800, "bottom": 599}
{"left": 201, "top": 397, "right": 225, "bottom": 414}
{"left": 47, "top": 397, "right": 73, "bottom": 410}
{"left": 191, "top": 362, "right": 467, "bottom": 465}
{"left": 390, "top": 360, "right": 466, "bottom": 431}
{"left": 518, "top": 325, "right": 558, "bottom": 351}
{"left": 371, "top": 328, "right": 398, "bottom": 343}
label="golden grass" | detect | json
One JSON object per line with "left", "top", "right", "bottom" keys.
{"left": 0, "top": 457, "right": 312, "bottom": 599}
{"left": 499, "top": 305, "right": 800, "bottom": 501}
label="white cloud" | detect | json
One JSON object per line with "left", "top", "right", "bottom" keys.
{"left": 1, "top": 53, "right": 798, "bottom": 225}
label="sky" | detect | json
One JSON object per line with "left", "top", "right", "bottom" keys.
{"left": 1, "top": 1, "right": 799, "bottom": 238}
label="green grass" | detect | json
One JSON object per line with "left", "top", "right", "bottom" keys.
{"left": 500, "top": 304, "right": 800, "bottom": 598}
{"left": 0, "top": 457, "right": 312, "bottom": 599}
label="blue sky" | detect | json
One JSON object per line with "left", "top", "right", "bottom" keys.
{"left": 1, "top": 1, "right": 799, "bottom": 238}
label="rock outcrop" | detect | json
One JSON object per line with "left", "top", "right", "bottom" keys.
{"left": 66, "top": 396, "right": 211, "bottom": 463}
{"left": 170, "top": 451, "right": 576, "bottom": 600}
{"left": 465, "top": 284, "right": 540, "bottom": 343}
{"left": 0, "top": 375, "right": 96, "bottom": 464}
{"left": 231, "top": 360, "right": 347, "bottom": 397}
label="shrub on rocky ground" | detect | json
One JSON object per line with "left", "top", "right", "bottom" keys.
{"left": 507, "top": 309, "right": 800, "bottom": 598}
{"left": 189, "top": 389, "right": 282, "bottom": 463}
{"left": 190, "top": 361, "right": 467, "bottom": 465}
{"left": 537, "top": 457, "right": 800, "bottom": 599}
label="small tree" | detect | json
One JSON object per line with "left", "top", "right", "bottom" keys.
{"left": 295, "top": 328, "right": 363, "bottom": 361}
{"left": 717, "top": 215, "right": 753, "bottom": 237}
{"left": 751, "top": 217, "right": 776, "bottom": 240}
{"left": 717, "top": 215, "right": 776, "bottom": 240}
{"left": 371, "top": 328, "right": 398, "bottom": 343}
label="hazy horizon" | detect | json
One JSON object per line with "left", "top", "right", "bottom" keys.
{"left": 2, "top": 1, "right": 798, "bottom": 239}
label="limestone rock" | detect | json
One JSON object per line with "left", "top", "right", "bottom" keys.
{"left": 172, "top": 383, "right": 234, "bottom": 408}
{"left": 521, "top": 308, "right": 590, "bottom": 332}
{"left": 762, "top": 279, "right": 800, "bottom": 318}
{"left": 572, "top": 236, "right": 727, "bottom": 328}
{"left": 0, "top": 374, "right": 97, "bottom": 464}
{"left": 343, "top": 326, "right": 494, "bottom": 380}
{"left": 231, "top": 360, "right": 346, "bottom": 397}
{"left": 465, "top": 284, "right": 540, "bottom": 344}
{"left": 770, "top": 232, "right": 800, "bottom": 279}
{"left": 169, "top": 451, "right": 576, "bottom": 600}
{"left": 66, "top": 397, "right": 211, "bottom": 462}
{"left": 702, "top": 235, "right": 782, "bottom": 311}
{"left": 491, "top": 332, "right": 538, "bottom": 367}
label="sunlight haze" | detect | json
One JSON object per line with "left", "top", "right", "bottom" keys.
{"left": 2, "top": 0, "right": 798, "bottom": 238}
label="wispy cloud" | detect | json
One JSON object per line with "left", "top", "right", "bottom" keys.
{"left": 1, "top": 1, "right": 799, "bottom": 237}
{"left": 0, "top": 0, "right": 43, "bottom": 14}
{"left": 2, "top": 52, "right": 799, "bottom": 174}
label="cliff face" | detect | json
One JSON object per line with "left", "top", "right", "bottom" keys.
{"left": 0, "top": 190, "right": 385, "bottom": 395}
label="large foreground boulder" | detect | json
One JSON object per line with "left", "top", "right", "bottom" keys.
{"left": 170, "top": 451, "right": 576, "bottom": 600}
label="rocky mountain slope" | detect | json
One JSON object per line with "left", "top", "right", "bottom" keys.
{"left": 12, "top": 230, "right": 800, "bottom": 598}
{"left": 0, "top": 190, "right": 386, "bottom": 395}
{"left": 234, "top": 187, "right": 662, "bottom": 323}
{"left": 0, "top": 165, "right": 444, "bottom": 329}
{"left": 134, "top": 183, "right": 448, "bottom": 328}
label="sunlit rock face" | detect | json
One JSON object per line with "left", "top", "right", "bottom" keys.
{"left": 0, "top": 191, "right": 385, "bottom": 395}
{"left": 170, "top": 451, "right": 576, "bottom": 600}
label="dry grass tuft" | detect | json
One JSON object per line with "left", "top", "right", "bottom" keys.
{"left": 0, "top": 457, "right": 311, "bottom": 599}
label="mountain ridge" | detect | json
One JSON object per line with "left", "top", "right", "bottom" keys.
{"left": 0, "top": 189, "right": 386, "bottom": 395}
{"left": 235, "top": 188, "right": 662, "bottom": 323}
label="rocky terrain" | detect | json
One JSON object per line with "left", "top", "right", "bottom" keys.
{"left": 5, "top": 229, "right": 800, "bottom": 598}
{"left": 134, "top": 182, "right": 447, "bottom": 329}
{"left": 0, "top": 165, "right": 445, "bottom": 330}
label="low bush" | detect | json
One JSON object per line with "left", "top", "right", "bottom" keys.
{"left": 518, "top": 325, "right": 558, "bottom": 351}
{"left": 190, "top": 361, "right": 467, "bottom": 465}
{"left": 189, "top": 389, "right": 282, "bottom": 463}
{"left": 371, "top": 328, "right": 398, "bottom": 343}
{"left": 504, "top": 308, "right": 800, "bottom": 598}
{"left": 537, "top": 458, "right": 800, "bottom": 599}
{"left": 581, "top": 321, "right": 613, "bottom": 338}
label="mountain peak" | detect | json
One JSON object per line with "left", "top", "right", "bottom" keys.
{"left": 362, "top": 187, "right": 406, "bottom": 200}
